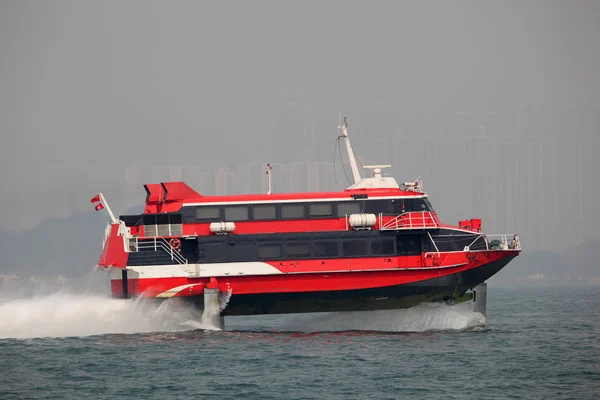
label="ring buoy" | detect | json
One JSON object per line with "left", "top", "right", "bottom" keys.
{"left": 169, "top": 238, "right": 181, "bottom": 250}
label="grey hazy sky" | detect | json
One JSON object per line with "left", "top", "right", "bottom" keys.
{"left": 1, "top": 0, "right": 599, "bottom": 239}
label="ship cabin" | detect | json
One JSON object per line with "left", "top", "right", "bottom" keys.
{"left": 117, "top": 178, "right": 495, "bottom": 268}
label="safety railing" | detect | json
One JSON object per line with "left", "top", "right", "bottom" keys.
{"left": 485, "top": 234, "right": 521, "bottom": 251}
{"left": 379, "top": 211, "right": 439, "bottom": 231}
{"left": 128, "top": 237, "right": 188, "bottom": 265}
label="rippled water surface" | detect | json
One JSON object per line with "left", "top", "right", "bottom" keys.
{"left": 1, "top": 286, "right": 598, "bottom": 399}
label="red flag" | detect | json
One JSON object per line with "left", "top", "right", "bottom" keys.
{"left": 95, "top": 203, "right": 105, "bottom": 211}
{"left": 90, "top": 194, "right": 101, "bottom": 203}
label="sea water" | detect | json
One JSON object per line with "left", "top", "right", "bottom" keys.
{"left": 0, "top": 285, "right": 598, "bottom": 399}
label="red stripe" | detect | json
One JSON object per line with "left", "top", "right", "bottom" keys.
{"left": 112, "top": 250, "right": 516, "bottom": 297}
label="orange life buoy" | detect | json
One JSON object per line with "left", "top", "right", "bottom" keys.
{"left": 169, "top": 238, "right": 181, "bottom": 250}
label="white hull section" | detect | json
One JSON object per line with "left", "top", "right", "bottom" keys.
{"left": 109, "top": 261, "right": 283, "bottom": 280}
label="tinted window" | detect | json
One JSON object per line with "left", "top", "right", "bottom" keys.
{"left": 286, "top": 243, "right": 310, "bottom": 258}
{"left": 169, "top": 214, "right": 182, "bottom": 224}
{"left": 423, "top": 198, "right": 434, "bottom": 211}
{"left": 203, "top": 242, "right": 227, "bottom": 262}
{"left": 396, "top": 237, "right": 406, "bottom": 254}
{"left": 371, "top": 239, "right": 395, "bottom": 255}
{"left": 337, "top": 202, "right": 361, "bottom": 217}
{"left": 342, "top": 240, "right": 367, "bottom": 257}
{"left": 253, "top": 205, "right": 276, "bottom": 220}
{"left": 225, "top": 206, "right": 249, "bottom": 221}
{"left": 309, "top": 203, "right": 333, "bottom": 217}
{"left": 315, "top": 241, "right": 338, "bottom": 257}
{"left": 281, "top": 204, "right": 305, "bottom": 219}
{"left": 365, "top": 200, "right": 393, "bottom": 214}
{"left": 421, "top": 234, "right": 435, "bottom": 253}
{"left": 142, "top": 214, "right": 157, "bottom": 225}
{"left": 196, "top": 206, "right": 220, "bottom": 220}
{"left": 404, "top": 199, "right": 430, "bottom": 212}
{"left": 257, "top": 244, "right": 281, "bottom": 259}
{"left": 228, "top": 243, "right": 257, "bottom": 262}
{"left": 405, "top": 235, "right": 422, "bottom": 256}
{"left": 156, "top": 214, "right": 169, "bottom": 225}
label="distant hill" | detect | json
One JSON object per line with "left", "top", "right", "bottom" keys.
{"left": 490, "top": 238, "right": 600, "bottom": 286}
{"left": 0, "top": 206, "right": 143, "bottom": 279}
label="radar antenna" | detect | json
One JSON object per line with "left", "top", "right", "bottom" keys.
{"left": 363, "top": 165, "right": 392, "bottom": 178}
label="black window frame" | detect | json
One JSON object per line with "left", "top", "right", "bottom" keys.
{"left": 252, "top": 204, "right": 277, "bottom": 220}
{"left": 285, "top": 242, "right": 311, "bottom": 258}
{"left": 404, "top": 235, "right": 422, "bottom": 256}
{"left": 224, "top": 205, "right": 250, "bottom": 221}
{"left": 314, "top": 240, "right": 339, "bottom": 257}
{"left": 195, "top": 206, "right": 222, "bottom": 221}
{"left": 257, "top": 243, "right": 282, "bottom": 259}
{"left": 336, "top": 201, "right": 361, "bottom": 217}
{"left": 370, "top": 238, "right": 396, "bottom": 256}
{"left": 364, "top": 199, "right": 395, "bottom": 215}
{"left": 308, "top": 202, "right": 334, "bottom": 218}
{"left": 280, "top": 203, "right": 307, "bottom": 219}
{"left": 342, "top": 239, "right": 368, "bottom": 257}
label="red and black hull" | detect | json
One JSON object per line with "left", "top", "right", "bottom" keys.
{"left": 182, "top": 254, "right": 515, "bottom": 315}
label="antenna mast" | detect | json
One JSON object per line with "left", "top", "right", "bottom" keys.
{"left": 266, "top": 163, "right": 272, "bottom": 195}
{"left": 99, "top": 193, "right": 117, "bottom": 223}
{"left": 338, "top": 117, "right": 362, "bottom": 184}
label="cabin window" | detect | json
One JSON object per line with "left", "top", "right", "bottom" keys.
{"left": 403, "top": 199, "right": 431, "bottom": 212}
{"left": 429, "top": 233, "right": 458, "bottom": 252}
{"left": 286, "top": 243, "right": 311, "bottom": 258}
{"left": 156, "top": 214, "right": 169, "bottom": 225}
{"left": 257, "top": 244, "right": 282, "bottom": 259}
{"left": 370, "top": 238, "right": 395, "bottom": 256}
{"left": 169, "top": 214, "right": 183, "bottom": 224}
{"left": 421, "top": 235, "right": 436, "bottom": 253}
{"left": 224, "top": 206, "right": 249, "bottom": 221}
{"left": 423, "top": 198, "right": 434, "bottom": 211}
{"left": 364, "top": 200, "right": 393, "bottom": 215}
{"left": 253, "top": 204, "right": 276, "bottom": 220}
{"left": 405, "top": 235, "right": 422, "bottom": 256}
{"left": 142, "top": 214, "right": 157, "bottom": 225}
{"left": 309, "top": 203, "right": 333, "bottom": 217}
{"left": 342, "top": 239, "right": 367, "bottom": 257}
{"left": 314, "top": 241, "right": 338, "bottom": 257}
{"left": 281, "top": 204, "right": 305, "bottom": 219}
{"left": 337, "top": 202, "right": 361, "bottom": 217}
{"left": 196, "top": 206, "right": 220, "bottom": 220}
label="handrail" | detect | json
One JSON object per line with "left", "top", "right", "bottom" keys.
{"left": 128, "top": 237, "right": 188, "bottom": 265}
{"left": 486, "top": 234, "right": 521, "bottom": 251}
{"left": 379, "top": 211, "right": 439, "bottom": 230}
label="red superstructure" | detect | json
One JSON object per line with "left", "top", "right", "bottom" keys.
{"left": 94, "top": 118, "right": 521, "bottom": 320}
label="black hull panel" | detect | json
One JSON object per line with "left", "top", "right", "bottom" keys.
{"left": 184, "top": 255, "right": 515, "bottom": 316}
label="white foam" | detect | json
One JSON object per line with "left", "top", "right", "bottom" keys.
{"left": 280, "top": 302, "right": 485, "bottom": 332}
{"left": 0, "top": 291, "right": 211, "bottom": 339}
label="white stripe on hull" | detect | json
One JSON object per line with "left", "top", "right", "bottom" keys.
{"left": 112, "top": 262, "right": 283, "bottom": 279}
{"left": 155, "top": 283, "right": 204, "bottom": 298}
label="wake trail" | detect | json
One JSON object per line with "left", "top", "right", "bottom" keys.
{"left": 280, "top": 302, "right": 485, "bottom": 333}
{"left": 0, "top": 291, "right": 219, "bottom": 339}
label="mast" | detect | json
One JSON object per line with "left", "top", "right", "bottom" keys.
{"left": 99, "top": 193, "right": 117, "bottom": 223}
{"left": 338, "top": 117, "right": 362, "bottom": 184}
{"left": 266, "top": 163, "right": 272, "bottom": 195}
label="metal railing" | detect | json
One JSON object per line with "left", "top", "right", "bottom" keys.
{"left": 128, "top": 237, "right": 188, "bottom": 265}
{"left": 379, "top": 211, "right": 439, "bottom": 230}
{"left": 485, "top": 234, "right": 521, "bottom": 251}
